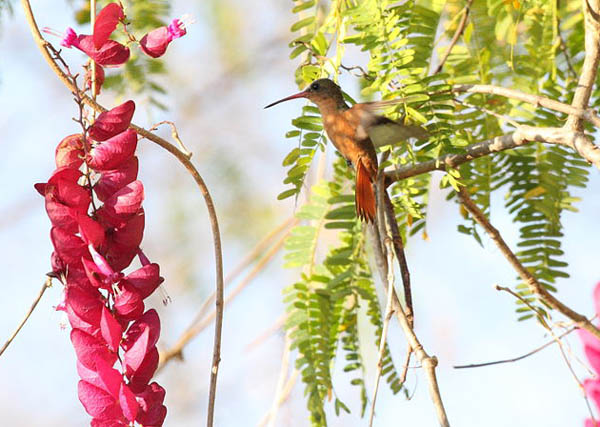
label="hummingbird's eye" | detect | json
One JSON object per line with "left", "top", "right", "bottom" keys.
{"left": 310, "top": 82, "right": 320, "bottom": 91}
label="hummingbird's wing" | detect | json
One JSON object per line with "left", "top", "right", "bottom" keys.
{"left": 352, "top": 103, "right": 428, "bottom": 148}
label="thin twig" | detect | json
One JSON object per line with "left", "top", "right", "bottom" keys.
{"left": 19, "top": 2, "right": 225, "bottom": 425}
{"left": 383, "top": 191, "right": 413, "bottom": 327}
{"left": 158, "top": 228, "right": 289, "bottom": 371}
{"left": 433, "top": 0, "right": 473, "bottom": 74}
{"left": 453, "top": 98, "right": 521, "bottom": 128}
{"left": 454, "top": 325, "right": 577, "bottom": 369}
{"left": 368, "top": 220, "right": 450, "bottom": 426}
{"left": 258, "top": 369, "right": 300, "bottom": 427}
{"left": 368, "top": 239, "right": 397, "bottom": 427}
{"left": 187, "top": 217, "right": 295, "bottom": 331}
{"left": 246, "top": 312, "right": 288, "bottom": 351}
{"left": 149, "top": 120, "right": 192, "bottom": 158}
{"left": 398, "top": 347, "right": 414, "bottom": 386}
{"left": 452, "top": 84, "right": 600, "bottom": 128}
{"left": 0, "top": 277, "right": 52, "bottom": 357}
{"left": 90, "top": 0, "right": 96, "bottom": 107}
{"left": 262, "top": 332, "right": 292, "bottom": 427}
{"left": 456, "top": 186, "right": 600, "bottom": 340}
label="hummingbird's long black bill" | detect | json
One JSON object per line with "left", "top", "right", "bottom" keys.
{"left": 264, "top": 91, "right": 308, "bottom": 109}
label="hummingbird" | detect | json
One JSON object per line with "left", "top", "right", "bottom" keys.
{"left": 265, "top": 78, "right": 427, "bottom": 223}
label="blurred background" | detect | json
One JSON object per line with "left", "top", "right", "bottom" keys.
{"left": 1, "top": 1, "right": 599, "bottom": 426}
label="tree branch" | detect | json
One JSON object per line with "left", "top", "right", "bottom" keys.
{"left": 0, "top": 277, "right": 52, "bottom": 357}
{"left": 566, "top": 0, "right": 600, "bottom": 130}
{"left": 20, "top": 2, "right": 225, "bottom": 425}
{"left": 433, "top": 0, "right": 473, "bottom": 74}
{"left": 368, "top": 223, "right": 449, "bottom": 426}
{"left": 456, "top": 187, "right": 600, "bottom": 340}
{"left": 452, "top": 84, "right": 600, "bottom": 127}
{"left": 385, "top": 125, "right": 597, "bottom": 184}
{"left": 368, "top": 240, "right": 396, "bottom": 427}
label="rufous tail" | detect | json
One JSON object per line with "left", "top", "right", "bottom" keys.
{"left": 355, "top": 158, "right": 376, "bottom": 223}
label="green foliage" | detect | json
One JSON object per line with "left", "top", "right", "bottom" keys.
{"left": 278, "top": 0, "right": 593, "bottom": 424}
{"left": 284, "top": 179, "right": 404, "bottom": 425}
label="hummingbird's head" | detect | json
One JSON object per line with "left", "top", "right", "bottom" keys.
{"left": 264, "top": 78, "right": 345, "bottom": 110}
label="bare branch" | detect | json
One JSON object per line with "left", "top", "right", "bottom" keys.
{"left": 383, "top": 191, "right": 413, "bottom": 327}
{"left": 149, "top": 121, "right": 193, "bottom": 158}
{"left": 433, "top": 0, "right": 474, "bottom": 74}
{"left": 369, "top": 240, "right": 397, "bottom": 427}
{"left": 368, "top": 222, "right": 450, "bottom": 426}
{"left": 566, "top": 0, "right": 600, "bottom": 130}
{"left": 452, "top": 84, "right": 600, "bottom": 127}
{"left": 385, "top": 125, "right": 600, "bottom": 185}
{"left": 0, "top": 277, "right": 52, "bottom": 357}
{"left": 262, "top": 332, "right": 292, "bottom": 427}
{"left": 457, "top": 187, "right": 600, "bottom": 340}
{"left": 453, "top": 324, "right": 577, "bottom": 369}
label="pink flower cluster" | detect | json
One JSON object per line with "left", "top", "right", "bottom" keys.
{"left": 36, "top": 101, "right": 167, "bottom": 426}
{"left": 580, "top": 283, "right": 600, "bottom": 427}
{"left": 49, "top": 2, "right": 187, "bottom": 96}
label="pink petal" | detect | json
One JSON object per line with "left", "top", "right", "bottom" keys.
{"left": 110, "top": 209, "right": 145, "bottom": 249}
{"left": 82, "top": 257, "right": 109, "bottom": 289}
{"left": 94, "top": 157, "right": 139, "bottom": 202}
{"left": 94, "top": 357, "right": 122, "bottom": 398}
{"left": 78, "top": 380, "right": 122, "bottom": 420}
{"left": 98, "top": 209, "right": 145, "bottom": 271}
{"left": 124, "top": 263, "right": 164, "bottom": 299}
{"left": 136, "top": 382, "right": 167, "bottom": 426}
{"left": 78, "top": 214, "right": 105, "bottom": 248}
{"left": 71, "top": 328, "right": 117, "bottom": 370}
{"left": 93, "top": 3, "right": 124, "bottom": 49}
{"left": 103, "top": 180, "right": 144, "bottom": 222}
{"left": 119, "top": 383, "right": 139, "bottom": 422}
{"left": 167, "top": 18, "right": 187, "bottom": 39}
{"left": 126, "top": 347, "right": 159, "bottom": 393}
{"left": 45, "top": 199, "right": 78, "bottom": 232}
{"left": 61, "top": 27, "right": 78, "bottom": 48}
{"left": 45, "top": 178, "right": 91, "bottom": 213}
{"left": 88, "top": 129, "right": 137, "bottom": 171}
{"left": 77, "top": 35, "right": 130, "bottom": 67}
{"left": 88, "top": 244, "right": 120, "bottom": 280}
{"left": 123, "top": 327, "right": 150, "bottom": 373}
{"left": 65, "top": 286, "right": 103, "bottom": 335}
{"left": 49, "top": 166, "right": 83, "bottom": 185}
{"left": 91, "top": 418, "right": 128, "bottom": 427}
{"left": 114, "top": 282, "right": 144, "bottom": 320}
{"left": 100, "top": 306, "right": 122, "bottom": 352}
{"left": 51, "top": 227, "right": 88, "bottom": 267}
{"left": 585, "top": 378, "right": 600, "bottom": 413}
{"left": 55, "top": 134, "right": 84, "bottom": 169}
{"left": 580, "top": 328, "right": 600, "bottom": 375}
{"left": 89, "top": 101, "right": 136, "bottom": 142}
{"left": 122, "top": 309, "right": 160, "bottom": 351}
{"left": 139, "top": 27, "right": 170, "bottom": 58}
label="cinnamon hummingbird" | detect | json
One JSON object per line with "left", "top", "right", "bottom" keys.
{"left": 265, "top": 78, "right": 427, "bottom": 223}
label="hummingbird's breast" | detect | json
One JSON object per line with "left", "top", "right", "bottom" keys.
{"left": 321, "top": 107, "right": 378, "bottom": 175}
